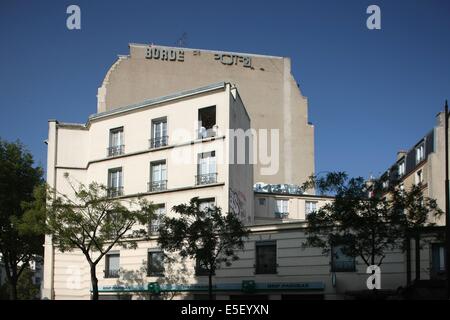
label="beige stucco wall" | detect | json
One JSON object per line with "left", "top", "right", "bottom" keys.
{"left": 47, "top": 223, "right": 433, "bottom": 300}
{"left": 97, "top": 44, "right": 315, "bottom": 186}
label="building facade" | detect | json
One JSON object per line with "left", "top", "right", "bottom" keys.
{"left": 43, "top": 82, "right": 440, "bottom": 300}
{"left": 375, "top": 111, "right": 448, "bottom": 283}
{"left": 96, "top": 44, "right": 315, "bottom": 186}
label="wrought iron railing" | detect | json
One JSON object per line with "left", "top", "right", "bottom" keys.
{"left": 148, "top": 180, "right": 167, "bottom": 192}
{"left": 195, "top": 173, "right": 217, "bottom": 185}
{"left": 149, "top": 136, "right": 168, "bottom": 149}
{"left": 274, "top": 212, "right": 289, "bottom": 219}
{"left": 197, "top": 128, "right": 217, "bottom": 139}
{"left": 107, "top": 145, "right": 125, "bottom": 157}
{"left": 107, "top": 186, "right": 124, "bottom": 198}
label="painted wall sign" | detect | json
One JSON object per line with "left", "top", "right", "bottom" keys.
{"left": 146, "top": 47, "right": 184, "bottom": 62}
{"left": 214, "top": 53, "right": 252, "bottom": 68}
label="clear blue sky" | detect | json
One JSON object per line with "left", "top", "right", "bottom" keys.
{"left": 1, "top": 0, "right": 449, "bottom": 180}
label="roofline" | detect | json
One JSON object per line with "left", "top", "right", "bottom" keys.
{"left": 51, "top": 81, "right": 245, "bottom": 128}
{"left": 89, "top": 81, "right": 228, "bottom": 122}
{"left": 129, "top": 43, "right": 286, "bottom": 60}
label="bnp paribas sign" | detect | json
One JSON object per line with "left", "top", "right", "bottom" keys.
{"left": 145, "top": 46, "right": 252, "bottom": 68}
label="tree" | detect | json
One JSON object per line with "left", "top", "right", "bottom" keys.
{"left": 302, "top": 172, "right": 442, "bottom": 268}
{"left": 46, "top": 181, "right": 155, "bottom": 300}
{"left": 0, "top": 138, "right": 44, "bottom": 300}
{"left": 0, "top": 266, "right": 39, "bottom": 300}
{"left": 158, "top": 197, "right": 249, "bottom": 300}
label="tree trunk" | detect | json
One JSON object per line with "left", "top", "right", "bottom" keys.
{"left": 9, "top": 279, "right": 18, "bottom": 300}
{"left": 90, "top": 263, "right": 99, "bottom": 300}
{"left": 208, "top": 272, "right": 213, "bottom": 300}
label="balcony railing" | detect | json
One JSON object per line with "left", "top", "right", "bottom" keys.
{"left": 197, "top": 128, "right": 217, "bottom": 139}
{"left": 149, "top": 136, "right": 168, "bottom": 149}
{"left": 274, "top": 212, "right": 289, "bottom": 219}
{"left": 148, "top": 180, "right": 167, "bottom": 192}
{"left": 104, "top": 269, "right": 120, "bottom": 278}
{"left": 107, "top": 186, "right": 124, "bottom": 198}
{"left": 196, "top": 173, "right": 218, "bottom": 185}
{"left": 107, "top": 145, "right": 125, "bottom": 157}
{"left": 148, "top": 222, "right": 160, "bottom": 234}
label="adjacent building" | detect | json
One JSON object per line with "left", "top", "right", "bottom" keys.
{"left": 376, "top": 111, "right": 447, "bottom": 284}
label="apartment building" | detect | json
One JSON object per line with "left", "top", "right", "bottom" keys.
{"left": 96, "top": 44, "right": 315, "bottom": 186}
{"left": 376, "top": 111, "right": 447, "bottom": 283}
{"left": 42, "top": 82, "right": 254, "bottom": 299}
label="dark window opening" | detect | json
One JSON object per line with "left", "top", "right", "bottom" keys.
{"left": 147, "top": 251, "right": 165, "bottom": 277}
{"left": 255, "top": 241, "right": 277, "bottom": 274}
{"left": 198, "top": 106, "right": 217, "bottom": 139}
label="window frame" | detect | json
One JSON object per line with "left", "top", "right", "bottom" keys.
{"left": 105, "top": 252, "right": 120, "bottom": 278}
{"left": 331, "top": 245, "right": 356, "bottom": 272}
{"left": 415, "top": 142, "right": 425, "bottom": 164}
{"left": 255, "top": 241, "right": 277, "bottom": 274}
{"left": 147, "top": 250, "right": 165, "bottom": 277}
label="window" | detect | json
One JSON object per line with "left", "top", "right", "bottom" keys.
{"left": 197, "top": 151, "right": 217, "bottom": 185}
{"left": 382, "top": 180, "right": 389, "bottom": 189}
{"left": 415, "top": 169, "right": 423, "bottom": 185}
{"left": 150, "top": 118, "right": 168, "bottom": 148}
{"left": 398, "top": 160, "right": 405, "bottom": 177}
{"left": 431, "top": 243, "right": 446, "bottom": 279}
{"left": 198, "top": 106, "right": 217, "bottom": 139}
{"left": 255, "top": 241, "right": 277, "bottom": 274}
{"left": 305, "top": 201, "right": 317, "bottom": 215}
{"left": 149, "top": 161, "right": 167, "bottom": 191}
{"left": 199, "top": 198, "right": 215, "bottom": 212}
{"left": 108, "top": 127, "right": 124, "bottom": 157}
{"left": 149, "top": 204, "right": 165, "bottom": 234}
{"left": 275, "top": 199, "right": 288, "bottom": 219}
{"left": 258, "top": 198, "right": 266, "bottom": 206}
{"left": 108, "top": 168, "right": 123, "bottom": 197}
{"left": 147, "top": 251, "right": 164, "bottom": 276}
{"left": 105, "top": 253, "right": 120, "bottom": 278}
{"left": 416, "top": 143, "right": 425, "bottom": 164}
{"left": 331, "top": 245, "right": 355, "bottom": 272}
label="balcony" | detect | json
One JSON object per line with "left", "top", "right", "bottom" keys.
{"left": 104, "top": 269, "right": 120, "bottom": 278}
{"left": 196, "top": 173, "right": 218, "bottom": 185}
{"left": 107, "top": 145, "right": 125, "bottom": 157}
{"left": 148, "top": 222, "right": 160, "bottom": 234}
{"left": 197, "top": 127, "right": 217, "bottom": 140}
{"left": 274, "top": 212, "right": 289, "bottom": 219}
{"left": 149, "top": 136, "right": 168, "bottom": 149}
{"left": 148, "top": 180, "right": 167, "bottom": 192}
{"left": 107, "top": 186, "right": 123, "bottom": 198}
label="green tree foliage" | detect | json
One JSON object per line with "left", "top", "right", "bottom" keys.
{"left": 158, "top": 197, "right": 249, "bottom": 300}
{"left": 0, "top": 138, "right": 44, "bottom": 300}
{"left": 0, "top": 266, "right": 39, "bottom": 300}
{"left": 302, "top": 172, "right": 442, "bottom": 266}
{"left": 46, "top": 181, "right": 155, "bottom": 300}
